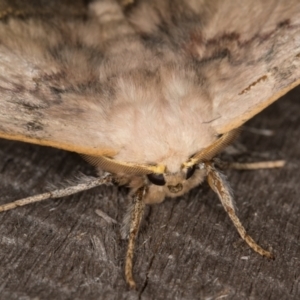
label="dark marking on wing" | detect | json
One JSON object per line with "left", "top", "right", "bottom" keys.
{"left": 238, "top": 75, "right": 268, "bottom": 95}
{"left": 277, "top": 19, "right": 290, "bottom": 28}
{"left": 15, "top": 101, "right": 43, "bottom": 111}
{"left": 0, "top": 1, "right": 89, "bottom": 22}
{"left": 26, "top": 121, "right": 44, "bottom": 132}
{"left": 273, "top": 65, "right": 296, "bottom": 82}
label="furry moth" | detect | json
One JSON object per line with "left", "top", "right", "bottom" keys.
{"left": 0, "top": 0, "right": 299, "bottom": 289}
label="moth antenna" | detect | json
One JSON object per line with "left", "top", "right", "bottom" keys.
{"left": 184, "top": 129, "right": 240, "bottom": 168}
{"left": 125, "top": 186, "right": 147, "bottom": 289}
{"left": 205, "top": 162, "right": 274, "bottom": 259}
{"left": 0, "top": 174, "right": 113, "bottom": 212}
{"left": 216, "top": 160, "right": 285, "bottom": 170}
{"left": 82, "top": 155, "right": 165, "bottom": 175}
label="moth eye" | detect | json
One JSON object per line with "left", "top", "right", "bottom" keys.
{"left": 147, "top": 173, "right": 166, "bottom": 186}
{"left": 186, "top": 165, "right": 196, "bottom": 180}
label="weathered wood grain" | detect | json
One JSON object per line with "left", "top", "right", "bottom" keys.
{"left": 0, "top": 86, "right": 299, "bottom": 299}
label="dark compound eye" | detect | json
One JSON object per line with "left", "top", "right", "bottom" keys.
{"left": 147, "top": 173, "right": 166, "bottom": 186}
{"left": 186, "top": 165, "right": 196, "bottom": 180}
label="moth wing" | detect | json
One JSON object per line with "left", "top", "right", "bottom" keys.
{"left": 127, "top": 0, "right": 300, "bottom": 134}
{"left": 201, "top": 1, "right": 300, "bottom": 134}
{"left": 0, "top": 0, "right": 143, "bottom": 157}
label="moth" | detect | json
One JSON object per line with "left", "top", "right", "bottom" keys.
{"left": 0, "top": 0, "right": 299, "bottom": 289}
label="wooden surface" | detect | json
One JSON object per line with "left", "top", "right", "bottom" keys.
{"left": 0, "top": 87, "right": 300, "bottom": 300}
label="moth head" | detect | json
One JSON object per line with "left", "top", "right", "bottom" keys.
{"left": 83, "top": 129, "right": 239, "bottom": 204}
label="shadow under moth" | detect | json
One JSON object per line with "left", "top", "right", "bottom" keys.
{"left": 0, "top": 0, "right": 299, "bottom": 289}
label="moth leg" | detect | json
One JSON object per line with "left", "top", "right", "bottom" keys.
{"left": 0, "top": 174, "right": 113, "bottom": 212}
{"left": 216, "top": 160, "right": 285, "bottom": 170}
{"left": 205, "top": 162, "right": 274, "bottom": 259}
{"left": 125, "top": 186, "right": 146, "bottom": 289}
